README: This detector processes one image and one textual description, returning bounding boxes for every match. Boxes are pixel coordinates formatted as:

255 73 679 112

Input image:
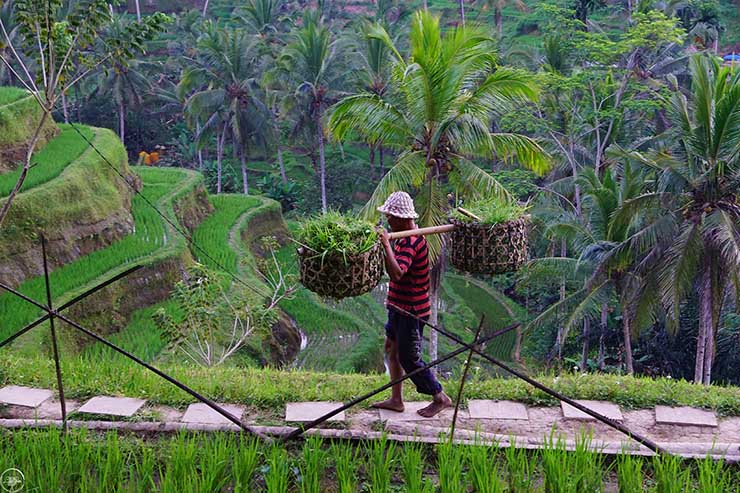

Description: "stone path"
2 385 738 460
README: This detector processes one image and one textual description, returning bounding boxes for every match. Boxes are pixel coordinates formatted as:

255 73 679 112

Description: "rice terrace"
1 0 740 491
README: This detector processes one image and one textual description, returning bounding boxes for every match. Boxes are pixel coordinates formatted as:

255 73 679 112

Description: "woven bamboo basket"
449 215 529 274
298 243 384 299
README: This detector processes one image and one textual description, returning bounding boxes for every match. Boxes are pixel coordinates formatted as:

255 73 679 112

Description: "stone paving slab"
378 401 468 422
181 403 244 425
77 396 146 417
561 400 624 421
0 386 53 408
655 406 718 427
468 400 529 420
285 402 345 422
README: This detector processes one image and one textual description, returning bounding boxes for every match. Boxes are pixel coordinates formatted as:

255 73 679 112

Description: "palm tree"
239 0 286 36
180 24 269 194
328 10 549 359
279 11 344 212
530 164 657 374
474 0 527 39
620 55 740 384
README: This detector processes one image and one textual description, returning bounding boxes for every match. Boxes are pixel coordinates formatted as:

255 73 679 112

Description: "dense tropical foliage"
1 0 739 386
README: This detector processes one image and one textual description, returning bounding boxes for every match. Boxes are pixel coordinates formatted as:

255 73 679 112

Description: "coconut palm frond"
359 150 427 221
449 158 510 203
704 208 740 271
658 222 703 326
525 256 588 280
487 133 550 175
415 177 449 264
327 93 411 147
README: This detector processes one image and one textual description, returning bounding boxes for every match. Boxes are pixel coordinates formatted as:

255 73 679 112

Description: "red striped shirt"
387 235 431 318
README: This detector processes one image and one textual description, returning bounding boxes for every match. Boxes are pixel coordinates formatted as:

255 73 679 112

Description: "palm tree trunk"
202 0 210 17
495 7 503 38
598 302 607 370
317 117 328 213
240 152 249 195
423 0 428 10
581 318 590 371
379 145 385 176
196 121 204 170
429 251 446 365
118 99 125 143
369 144 376 180
277 143 287 184
695 257 714 384
622 310 634 375
61 92 70 124
216 125 227 194
134 0 141 22
459 0 465 26
555 239 567 361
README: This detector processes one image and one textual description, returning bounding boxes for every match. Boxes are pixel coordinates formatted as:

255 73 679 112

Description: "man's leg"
396 315 451 417
371 337 404 412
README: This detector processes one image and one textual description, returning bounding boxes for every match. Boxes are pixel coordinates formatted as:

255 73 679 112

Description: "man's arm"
379 230 409 282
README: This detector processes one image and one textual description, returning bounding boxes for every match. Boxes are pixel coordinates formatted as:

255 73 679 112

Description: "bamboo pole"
387 224 456 240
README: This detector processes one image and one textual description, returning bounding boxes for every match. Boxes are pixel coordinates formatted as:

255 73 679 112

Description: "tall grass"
0 125 95 197
0 86 28 105
505 438 537 493
541 431 606 492
234 435 261 492
697 454 734 493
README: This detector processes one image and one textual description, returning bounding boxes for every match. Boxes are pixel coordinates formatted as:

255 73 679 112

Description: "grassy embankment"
0 164 203 355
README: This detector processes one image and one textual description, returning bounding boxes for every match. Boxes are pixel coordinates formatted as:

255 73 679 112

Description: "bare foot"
371 399 404 412
417 393 452 418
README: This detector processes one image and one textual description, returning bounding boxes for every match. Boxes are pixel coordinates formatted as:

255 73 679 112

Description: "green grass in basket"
451 197 527 225
297 211 379 261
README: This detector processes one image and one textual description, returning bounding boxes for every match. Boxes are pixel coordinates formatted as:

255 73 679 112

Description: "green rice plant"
132 445 157 492
505 440 536 493
541 432 575 493
571 431 607 492
467 441 505 493
197 433 231 492
697 454 734 493
400 441 426 493
616 452 644 493
297 211 378 263
299 435 327 493
97 431 127 490
0 125 94 197
234 434 261 492
0 166 198 352
332 441 360 493
265 444 291 493
158 432 199 493
450 196 528 225
366 434 397 493
438 440 467 493
651 454 691 493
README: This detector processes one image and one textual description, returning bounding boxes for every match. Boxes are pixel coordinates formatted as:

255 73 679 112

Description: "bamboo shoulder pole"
387 224 456 240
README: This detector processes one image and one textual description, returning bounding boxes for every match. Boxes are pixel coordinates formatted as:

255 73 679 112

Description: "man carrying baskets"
373 191 452 418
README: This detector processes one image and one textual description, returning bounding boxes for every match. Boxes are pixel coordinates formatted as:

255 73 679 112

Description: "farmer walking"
373 191 452 417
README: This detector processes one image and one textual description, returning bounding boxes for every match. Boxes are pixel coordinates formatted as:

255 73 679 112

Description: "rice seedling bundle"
297 211 383 299
449 197 529 275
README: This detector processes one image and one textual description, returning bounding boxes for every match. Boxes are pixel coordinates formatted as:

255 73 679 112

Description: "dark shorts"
384 308 443 396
